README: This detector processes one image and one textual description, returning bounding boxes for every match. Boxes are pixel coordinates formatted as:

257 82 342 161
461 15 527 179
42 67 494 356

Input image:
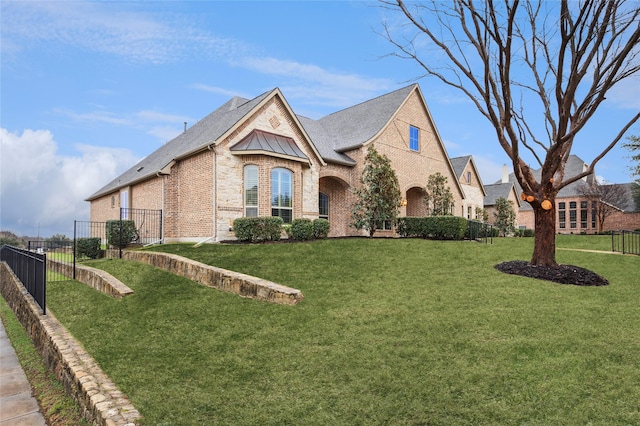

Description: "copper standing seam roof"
230 129 310 163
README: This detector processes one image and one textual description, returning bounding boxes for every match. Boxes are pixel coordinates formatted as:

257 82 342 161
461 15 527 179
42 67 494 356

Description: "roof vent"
183 122 187 133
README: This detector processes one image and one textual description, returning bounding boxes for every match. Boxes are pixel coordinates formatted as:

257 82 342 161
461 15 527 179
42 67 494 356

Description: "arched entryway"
405 186 427 217
319 176 350 237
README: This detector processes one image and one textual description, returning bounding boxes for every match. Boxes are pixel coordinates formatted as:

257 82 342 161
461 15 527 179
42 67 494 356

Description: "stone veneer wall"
0 262 142 426
123 250 303 305
48 259 134 299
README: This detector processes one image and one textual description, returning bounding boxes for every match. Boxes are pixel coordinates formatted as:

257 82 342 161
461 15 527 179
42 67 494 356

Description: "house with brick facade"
498 155 640 233
87 84 466 242
483 179 521 228
450 155 486 220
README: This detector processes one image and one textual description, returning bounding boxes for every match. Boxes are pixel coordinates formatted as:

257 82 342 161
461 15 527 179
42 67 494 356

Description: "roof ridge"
318 84 417 120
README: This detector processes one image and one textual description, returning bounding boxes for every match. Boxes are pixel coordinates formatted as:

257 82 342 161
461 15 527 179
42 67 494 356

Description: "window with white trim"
244 165 258 217
409 125 419 151
271 168 293 224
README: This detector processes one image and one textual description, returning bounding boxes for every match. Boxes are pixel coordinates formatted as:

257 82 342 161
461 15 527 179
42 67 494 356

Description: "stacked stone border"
123 250 304 305
48 259 134 299
0 262 142 426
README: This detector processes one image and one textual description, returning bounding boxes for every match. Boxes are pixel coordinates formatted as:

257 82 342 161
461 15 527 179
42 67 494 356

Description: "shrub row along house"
87 84 470 242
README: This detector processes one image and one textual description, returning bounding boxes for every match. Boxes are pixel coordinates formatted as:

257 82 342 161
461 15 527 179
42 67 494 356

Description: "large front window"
271 168 293 223
244 165 258 217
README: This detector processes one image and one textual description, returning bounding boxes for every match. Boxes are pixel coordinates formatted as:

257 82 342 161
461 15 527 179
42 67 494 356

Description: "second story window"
409 125 419 151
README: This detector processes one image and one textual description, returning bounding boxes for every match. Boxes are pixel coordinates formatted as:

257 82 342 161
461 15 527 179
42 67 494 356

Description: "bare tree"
578 180 629 232
381 0 640 267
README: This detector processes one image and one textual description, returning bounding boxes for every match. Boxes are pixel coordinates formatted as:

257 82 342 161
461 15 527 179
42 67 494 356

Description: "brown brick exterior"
516 196 640 234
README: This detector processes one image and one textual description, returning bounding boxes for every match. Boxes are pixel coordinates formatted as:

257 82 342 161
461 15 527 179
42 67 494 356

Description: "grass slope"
47 236 640 425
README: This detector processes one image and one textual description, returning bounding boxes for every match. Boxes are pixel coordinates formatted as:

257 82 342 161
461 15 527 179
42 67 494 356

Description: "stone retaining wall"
0 262 141 426
123 250 304 305
48 259 134 299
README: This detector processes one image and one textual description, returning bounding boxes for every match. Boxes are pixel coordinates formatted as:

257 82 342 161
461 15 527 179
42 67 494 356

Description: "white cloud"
237 57 396 109
1 1 247 64
0 128 138 237
191 84 249 99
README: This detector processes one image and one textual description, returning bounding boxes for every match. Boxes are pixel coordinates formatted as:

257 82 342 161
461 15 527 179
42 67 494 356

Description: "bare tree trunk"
531 200 557 267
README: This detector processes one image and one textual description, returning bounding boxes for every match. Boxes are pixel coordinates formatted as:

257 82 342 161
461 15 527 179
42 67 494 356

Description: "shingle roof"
484 182 518 206
87 85 420 200
450 155 471 179
305 84 417 153
87 92 271 200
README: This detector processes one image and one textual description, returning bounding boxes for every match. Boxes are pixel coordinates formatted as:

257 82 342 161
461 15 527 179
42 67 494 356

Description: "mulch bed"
495 260 609 286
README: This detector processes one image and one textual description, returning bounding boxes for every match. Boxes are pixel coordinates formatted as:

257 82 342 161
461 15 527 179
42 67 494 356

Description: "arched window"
319 192 329 220
271 168 293 223
244 165 258 217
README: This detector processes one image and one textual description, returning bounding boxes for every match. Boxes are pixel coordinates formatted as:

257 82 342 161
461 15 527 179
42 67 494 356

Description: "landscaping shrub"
313 218 330 239
76 237 102 259
290 218 315 241
233 217 283 242
397 216 468 240
106 220 137 248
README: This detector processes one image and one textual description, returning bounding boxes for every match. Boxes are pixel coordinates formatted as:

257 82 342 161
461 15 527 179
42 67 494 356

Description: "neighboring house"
450 155 486 220
497 155 640 233
483 167 521 228
87 84 466 242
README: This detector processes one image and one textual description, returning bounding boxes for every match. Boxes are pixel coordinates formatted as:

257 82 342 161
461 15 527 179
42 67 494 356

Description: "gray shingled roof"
87 85 419 200
450 155 471 179
484 182 518 206
87 92 271 200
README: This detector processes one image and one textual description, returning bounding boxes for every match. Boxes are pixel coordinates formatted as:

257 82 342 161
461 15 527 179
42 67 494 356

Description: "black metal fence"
467 220 494 244
27 239 72 282
0 245 46 314
120 208 163 246
612 230 640 255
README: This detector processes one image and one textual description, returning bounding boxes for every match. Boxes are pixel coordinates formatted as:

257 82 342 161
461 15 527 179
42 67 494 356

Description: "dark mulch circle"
495 260 609 286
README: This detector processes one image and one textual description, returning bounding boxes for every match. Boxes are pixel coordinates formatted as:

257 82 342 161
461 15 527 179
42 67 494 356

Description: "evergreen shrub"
106 220 137 248
233 217 284 242
76 237 102 259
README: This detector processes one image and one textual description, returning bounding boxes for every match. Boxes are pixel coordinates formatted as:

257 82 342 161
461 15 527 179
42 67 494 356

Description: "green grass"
46 236 640 425
0 297 89 426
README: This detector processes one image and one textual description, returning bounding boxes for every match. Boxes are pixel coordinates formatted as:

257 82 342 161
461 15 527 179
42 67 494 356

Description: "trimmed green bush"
290 218 314 241
106 220 138 248
76 237 102 259
313 219 330 239
233 217 284 242
397 216 468 240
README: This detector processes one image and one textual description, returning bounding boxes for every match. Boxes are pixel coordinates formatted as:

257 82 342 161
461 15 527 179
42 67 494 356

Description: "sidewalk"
0 317 47 426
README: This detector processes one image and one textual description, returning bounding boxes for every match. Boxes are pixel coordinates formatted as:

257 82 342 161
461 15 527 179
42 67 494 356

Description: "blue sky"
1 1 639 238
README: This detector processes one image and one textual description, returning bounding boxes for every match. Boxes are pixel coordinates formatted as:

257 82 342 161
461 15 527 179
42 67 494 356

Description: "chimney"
502 164 509 183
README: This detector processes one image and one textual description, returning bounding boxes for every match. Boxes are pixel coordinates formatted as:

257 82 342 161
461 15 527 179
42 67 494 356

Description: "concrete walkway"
0 317 47 426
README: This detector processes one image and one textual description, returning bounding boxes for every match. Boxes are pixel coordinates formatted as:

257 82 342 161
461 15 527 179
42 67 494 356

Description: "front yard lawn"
47 236 640 425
